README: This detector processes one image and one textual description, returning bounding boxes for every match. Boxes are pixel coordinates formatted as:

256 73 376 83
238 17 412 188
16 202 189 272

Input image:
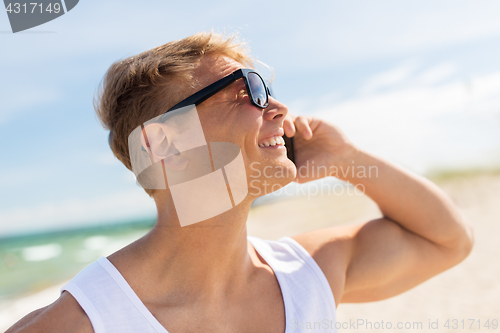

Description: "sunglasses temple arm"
168 72 239 112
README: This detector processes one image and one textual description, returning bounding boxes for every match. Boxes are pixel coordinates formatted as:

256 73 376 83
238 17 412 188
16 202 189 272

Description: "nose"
262 96 288 122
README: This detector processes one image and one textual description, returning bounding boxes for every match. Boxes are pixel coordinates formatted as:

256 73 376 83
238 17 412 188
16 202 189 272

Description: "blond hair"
94 32 254 196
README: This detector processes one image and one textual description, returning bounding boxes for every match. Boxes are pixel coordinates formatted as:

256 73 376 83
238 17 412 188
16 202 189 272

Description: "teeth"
258 136 285 148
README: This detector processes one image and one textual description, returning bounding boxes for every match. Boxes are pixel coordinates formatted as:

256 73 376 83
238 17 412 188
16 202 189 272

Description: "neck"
110 194 259 305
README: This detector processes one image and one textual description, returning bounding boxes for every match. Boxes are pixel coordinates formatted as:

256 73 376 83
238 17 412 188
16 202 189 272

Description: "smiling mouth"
258 135 285 148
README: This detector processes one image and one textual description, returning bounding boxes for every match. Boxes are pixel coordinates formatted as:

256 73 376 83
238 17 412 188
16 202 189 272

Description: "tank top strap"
248 236 337 332
61 258 168 333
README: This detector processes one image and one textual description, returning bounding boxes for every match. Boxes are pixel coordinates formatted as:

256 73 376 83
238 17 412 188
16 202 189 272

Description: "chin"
246 157 296 198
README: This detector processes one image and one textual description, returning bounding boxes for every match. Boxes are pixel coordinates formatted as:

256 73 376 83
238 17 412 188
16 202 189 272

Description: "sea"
0 219 154 303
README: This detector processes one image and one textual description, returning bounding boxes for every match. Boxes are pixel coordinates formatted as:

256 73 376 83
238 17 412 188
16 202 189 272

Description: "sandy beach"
1 173 499 332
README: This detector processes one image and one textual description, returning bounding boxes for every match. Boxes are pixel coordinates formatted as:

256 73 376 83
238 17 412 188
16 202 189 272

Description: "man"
8 32 473 333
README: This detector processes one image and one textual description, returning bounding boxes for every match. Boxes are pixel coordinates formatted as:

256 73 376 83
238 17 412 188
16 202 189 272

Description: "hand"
284 114 358 183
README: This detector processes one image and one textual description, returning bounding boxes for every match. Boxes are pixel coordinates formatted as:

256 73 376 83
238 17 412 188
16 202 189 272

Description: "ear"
141 123 188 171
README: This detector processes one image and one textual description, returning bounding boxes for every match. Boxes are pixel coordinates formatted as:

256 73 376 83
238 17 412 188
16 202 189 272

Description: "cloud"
0 0 222 64
0 189 156 237
416 63 457 85
3 0 500 71
313 65 500 172
360 61 418 94
0 166 49 187
289 0 500 68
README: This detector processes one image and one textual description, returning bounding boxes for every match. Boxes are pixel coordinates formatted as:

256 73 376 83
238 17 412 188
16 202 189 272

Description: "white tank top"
61 236 337 332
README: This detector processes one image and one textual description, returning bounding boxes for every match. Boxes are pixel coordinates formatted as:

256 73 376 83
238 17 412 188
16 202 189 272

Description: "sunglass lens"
267 85 274 98
247 72 268 108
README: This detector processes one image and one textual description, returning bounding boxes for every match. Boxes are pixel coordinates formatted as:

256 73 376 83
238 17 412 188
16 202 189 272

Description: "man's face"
193 55 297 197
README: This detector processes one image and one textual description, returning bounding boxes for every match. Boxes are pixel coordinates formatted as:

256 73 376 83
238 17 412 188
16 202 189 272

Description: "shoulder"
289 224 359 304
6 291 93 333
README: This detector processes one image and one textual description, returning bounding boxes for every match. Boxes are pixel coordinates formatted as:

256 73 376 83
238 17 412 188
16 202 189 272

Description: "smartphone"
283 135 295 164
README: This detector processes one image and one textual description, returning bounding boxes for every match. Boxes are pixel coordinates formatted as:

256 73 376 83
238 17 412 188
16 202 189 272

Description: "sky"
1 0 500 236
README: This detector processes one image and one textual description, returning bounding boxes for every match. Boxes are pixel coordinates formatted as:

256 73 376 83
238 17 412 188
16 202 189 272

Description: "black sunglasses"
159 68 295 164
167 68 272 112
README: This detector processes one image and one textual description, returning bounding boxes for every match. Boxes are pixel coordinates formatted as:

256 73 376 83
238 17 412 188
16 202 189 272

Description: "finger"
295 116 313 140
283 117 296 137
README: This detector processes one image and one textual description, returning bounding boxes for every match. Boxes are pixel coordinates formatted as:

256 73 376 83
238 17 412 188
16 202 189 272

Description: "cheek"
198 104 262 150
242 117 263 151
229 109 262 145
197 110 219 139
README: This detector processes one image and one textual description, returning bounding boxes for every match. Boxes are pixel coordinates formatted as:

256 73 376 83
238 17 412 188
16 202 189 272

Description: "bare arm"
285 116 474 303
6 291 93 333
